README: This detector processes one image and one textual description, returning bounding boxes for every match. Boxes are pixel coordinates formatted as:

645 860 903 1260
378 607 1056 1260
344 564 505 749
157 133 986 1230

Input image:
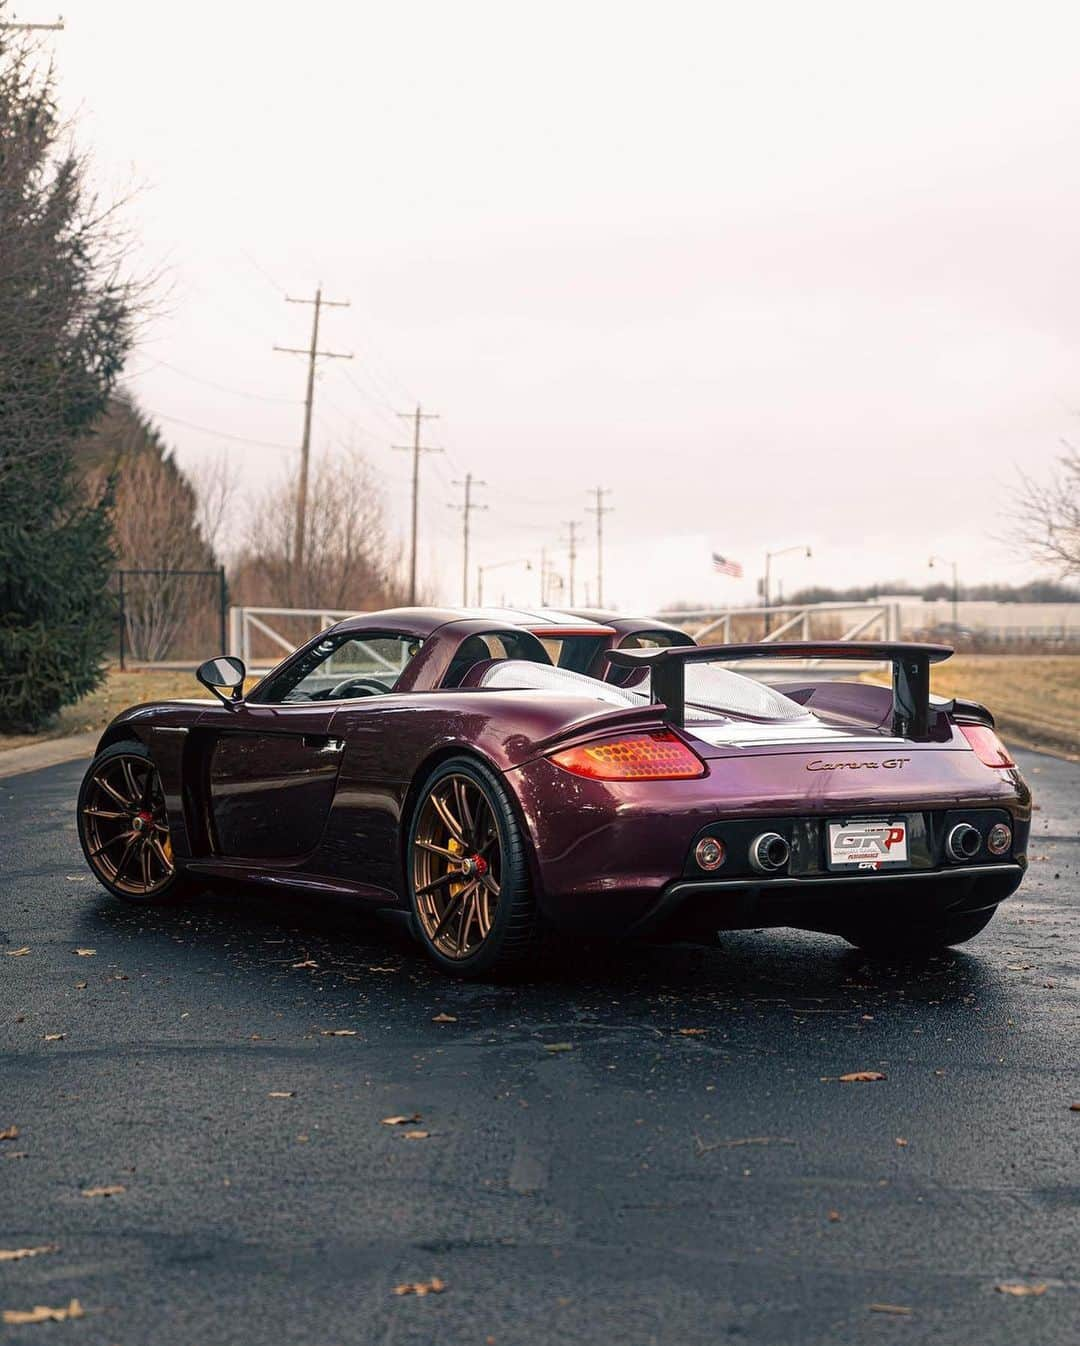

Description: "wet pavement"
1 749 1077 1344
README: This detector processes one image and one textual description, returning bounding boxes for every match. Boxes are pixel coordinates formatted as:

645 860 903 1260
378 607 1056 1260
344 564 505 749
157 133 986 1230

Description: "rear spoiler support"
606 641 953 740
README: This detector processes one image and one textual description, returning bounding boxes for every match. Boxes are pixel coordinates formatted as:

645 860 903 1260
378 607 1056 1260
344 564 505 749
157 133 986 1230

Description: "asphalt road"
2 749 1078 1345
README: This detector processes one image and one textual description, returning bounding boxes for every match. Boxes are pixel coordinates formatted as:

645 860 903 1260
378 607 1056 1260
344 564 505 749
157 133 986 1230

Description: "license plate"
828 818 909 871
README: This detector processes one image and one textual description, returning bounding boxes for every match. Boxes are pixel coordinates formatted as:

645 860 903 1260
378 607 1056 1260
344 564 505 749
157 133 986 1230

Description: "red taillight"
959 723 1014 768
550 729 706 781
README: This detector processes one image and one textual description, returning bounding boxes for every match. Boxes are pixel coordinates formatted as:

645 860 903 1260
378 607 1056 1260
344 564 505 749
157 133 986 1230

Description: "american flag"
712 552 743 578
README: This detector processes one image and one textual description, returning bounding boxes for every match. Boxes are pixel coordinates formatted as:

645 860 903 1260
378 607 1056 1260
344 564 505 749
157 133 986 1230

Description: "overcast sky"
54 1 1079 611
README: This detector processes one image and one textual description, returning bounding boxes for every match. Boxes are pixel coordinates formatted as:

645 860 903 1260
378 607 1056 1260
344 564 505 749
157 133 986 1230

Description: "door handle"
303 735 344 753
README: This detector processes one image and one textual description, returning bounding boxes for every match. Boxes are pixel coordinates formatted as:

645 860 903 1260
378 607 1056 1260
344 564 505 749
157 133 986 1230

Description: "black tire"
841 905 998 956
76 740 190 904
406 755 538 978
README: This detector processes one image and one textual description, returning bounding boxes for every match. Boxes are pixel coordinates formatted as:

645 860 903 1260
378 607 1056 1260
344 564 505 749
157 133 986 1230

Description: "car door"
198 629 421 862
197 701 344 860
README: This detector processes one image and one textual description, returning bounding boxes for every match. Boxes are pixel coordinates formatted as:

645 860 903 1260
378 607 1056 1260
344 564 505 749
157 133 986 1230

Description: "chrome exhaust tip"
749 831 790 873
946 822 982 862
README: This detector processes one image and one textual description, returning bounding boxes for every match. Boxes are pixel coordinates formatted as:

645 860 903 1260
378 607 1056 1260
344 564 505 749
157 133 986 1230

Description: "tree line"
0 21 405 732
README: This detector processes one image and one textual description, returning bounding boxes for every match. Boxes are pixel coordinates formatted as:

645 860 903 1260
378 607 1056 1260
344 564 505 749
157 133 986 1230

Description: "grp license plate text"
828 818 909 870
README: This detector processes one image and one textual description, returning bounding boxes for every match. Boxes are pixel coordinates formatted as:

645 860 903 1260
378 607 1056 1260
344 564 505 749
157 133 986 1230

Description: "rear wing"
606 641 953 740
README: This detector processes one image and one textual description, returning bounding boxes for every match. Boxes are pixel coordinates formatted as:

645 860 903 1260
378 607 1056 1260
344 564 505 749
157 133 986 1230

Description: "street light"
763 544 812 635
928 555 959 632
476 557 532 606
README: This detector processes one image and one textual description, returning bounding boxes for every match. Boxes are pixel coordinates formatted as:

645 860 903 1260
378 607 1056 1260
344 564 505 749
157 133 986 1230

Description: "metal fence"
228 606 363 672
654 601 901 644
114 567 228 670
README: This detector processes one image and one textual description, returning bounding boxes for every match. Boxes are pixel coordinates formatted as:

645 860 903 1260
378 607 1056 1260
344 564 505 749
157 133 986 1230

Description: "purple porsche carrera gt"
76 605 1030 978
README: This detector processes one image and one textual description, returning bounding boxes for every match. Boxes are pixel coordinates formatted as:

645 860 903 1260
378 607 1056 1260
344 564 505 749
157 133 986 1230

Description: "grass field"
2 654 1077 760
0 667 202 754
928 654 1080 758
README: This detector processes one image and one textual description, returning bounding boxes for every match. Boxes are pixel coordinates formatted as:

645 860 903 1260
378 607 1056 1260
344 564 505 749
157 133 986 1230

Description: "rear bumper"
506 751 1030 937
629 862 1025 941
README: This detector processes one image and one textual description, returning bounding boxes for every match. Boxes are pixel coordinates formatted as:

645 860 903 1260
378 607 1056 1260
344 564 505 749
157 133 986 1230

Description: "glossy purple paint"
88 607 1030 941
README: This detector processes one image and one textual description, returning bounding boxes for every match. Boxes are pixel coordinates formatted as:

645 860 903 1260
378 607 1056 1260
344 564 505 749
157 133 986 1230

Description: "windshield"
478 660 809 721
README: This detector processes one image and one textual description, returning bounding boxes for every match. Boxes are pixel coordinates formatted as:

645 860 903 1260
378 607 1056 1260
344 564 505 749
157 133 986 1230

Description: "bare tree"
81 395 217 661
231 445 408 612
191 452 238 560
1014 443 1080 578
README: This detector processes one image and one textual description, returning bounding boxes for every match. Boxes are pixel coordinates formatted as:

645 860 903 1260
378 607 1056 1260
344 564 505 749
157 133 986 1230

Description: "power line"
449 473 487 605
393 405 441 604
240 249 289 298
586 486 614 608
132 357 300 405
154 412 294 450
274 286 352 566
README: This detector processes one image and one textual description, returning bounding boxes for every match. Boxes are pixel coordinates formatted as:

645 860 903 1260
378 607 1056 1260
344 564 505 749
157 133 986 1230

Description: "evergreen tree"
0 23 135 731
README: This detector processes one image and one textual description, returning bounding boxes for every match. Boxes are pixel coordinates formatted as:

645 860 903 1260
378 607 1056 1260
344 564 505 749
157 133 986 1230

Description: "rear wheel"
77 741 188 903
841 905 998 956
407 757 538 978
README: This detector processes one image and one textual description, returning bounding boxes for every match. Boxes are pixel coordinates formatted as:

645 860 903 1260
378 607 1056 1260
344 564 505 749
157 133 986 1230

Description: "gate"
114 567 228 669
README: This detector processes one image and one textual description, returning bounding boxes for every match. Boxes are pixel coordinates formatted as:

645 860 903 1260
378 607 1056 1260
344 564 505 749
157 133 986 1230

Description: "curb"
0 732 100 781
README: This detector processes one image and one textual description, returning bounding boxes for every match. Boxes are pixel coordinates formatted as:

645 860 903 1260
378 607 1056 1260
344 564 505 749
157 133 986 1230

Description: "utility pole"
393 405 441 604
273 286 352 567
585 486 613 608
562 521 580 606
929 555 960 631
449 472 487 604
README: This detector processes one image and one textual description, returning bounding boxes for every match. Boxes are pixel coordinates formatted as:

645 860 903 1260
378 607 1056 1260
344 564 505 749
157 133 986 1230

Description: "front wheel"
77 740 189 903
841 905 998 956
407 757 538 978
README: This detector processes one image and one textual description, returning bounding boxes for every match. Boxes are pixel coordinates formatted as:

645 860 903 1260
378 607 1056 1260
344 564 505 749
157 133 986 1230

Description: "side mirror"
196 655 246 706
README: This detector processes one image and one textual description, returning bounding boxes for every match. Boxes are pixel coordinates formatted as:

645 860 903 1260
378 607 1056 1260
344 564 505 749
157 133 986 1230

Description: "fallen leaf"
268 1091 295 1099
393 1278 446 1297
995 1283 1048 1297
828 1210 842 1222
75 982 87 990
43 1034 65 1042
869 1303 912 1316
0 1126 18 1142
403 1130 430 1140
381 1113 421 1126
543 1042 574 1053
678 1028 707 1036
1070 1103 1080 1112
0 1245 58 1263
81 1185 124 1198
431 1013 457 1023
320 1029 357 1036
292 958 317 969
895 1137 909 1147
6 947 30 957
830 1071 887 1083
2 1300 84 1325
75 948 96 957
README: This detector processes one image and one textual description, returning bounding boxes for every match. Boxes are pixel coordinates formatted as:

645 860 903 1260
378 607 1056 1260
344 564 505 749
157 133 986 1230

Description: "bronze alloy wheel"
412 772 502 960
80 752 175 897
